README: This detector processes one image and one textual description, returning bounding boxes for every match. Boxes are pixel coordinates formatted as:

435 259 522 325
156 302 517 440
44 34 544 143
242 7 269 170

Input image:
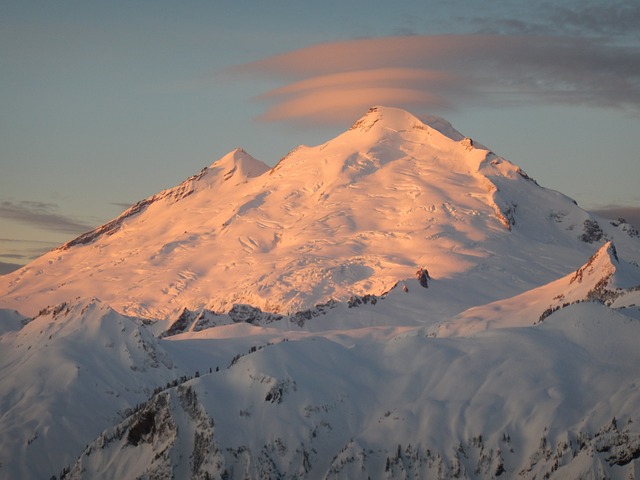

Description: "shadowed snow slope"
66 304 640 480
1 107 640 479
0 299 180 479
1 106 638 322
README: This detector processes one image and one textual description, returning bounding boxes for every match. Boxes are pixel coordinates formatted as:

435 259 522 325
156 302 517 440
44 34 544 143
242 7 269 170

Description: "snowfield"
1 106 639 479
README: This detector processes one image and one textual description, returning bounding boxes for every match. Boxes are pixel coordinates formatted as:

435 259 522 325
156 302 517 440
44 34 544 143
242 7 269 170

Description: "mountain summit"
1 106 637 322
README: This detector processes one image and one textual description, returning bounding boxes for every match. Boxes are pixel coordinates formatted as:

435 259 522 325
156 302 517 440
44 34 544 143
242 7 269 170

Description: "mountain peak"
571 241 619 284
349 106 426 133
209 148 269 180
348 106 474 147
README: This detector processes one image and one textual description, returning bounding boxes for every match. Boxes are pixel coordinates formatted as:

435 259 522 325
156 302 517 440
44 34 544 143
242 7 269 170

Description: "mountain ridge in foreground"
1 106 640 479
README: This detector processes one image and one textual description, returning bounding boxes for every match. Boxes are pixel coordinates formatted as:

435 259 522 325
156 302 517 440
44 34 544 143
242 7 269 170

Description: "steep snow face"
0 107 637 322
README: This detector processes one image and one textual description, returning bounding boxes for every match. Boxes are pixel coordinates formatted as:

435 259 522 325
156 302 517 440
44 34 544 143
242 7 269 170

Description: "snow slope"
2 107 638 323
67 303 640 479
430 241 640 337
0 299 180 479
1 106 640 479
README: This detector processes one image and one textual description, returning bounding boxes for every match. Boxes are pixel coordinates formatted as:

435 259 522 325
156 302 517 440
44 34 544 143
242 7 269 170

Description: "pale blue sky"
1 0 639 271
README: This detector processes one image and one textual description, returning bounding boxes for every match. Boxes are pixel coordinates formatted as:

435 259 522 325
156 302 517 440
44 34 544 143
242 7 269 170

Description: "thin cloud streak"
260 87 452 124
0 238 59 272
232 35 640 125
0 237 57 245
0 242 58 259
0 201 94 235
261 68 457 97
470 1 640 39
0 238 59 260
1 253 28 260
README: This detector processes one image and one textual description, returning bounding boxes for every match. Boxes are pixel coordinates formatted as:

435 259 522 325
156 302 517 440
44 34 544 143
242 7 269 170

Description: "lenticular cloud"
231 34 640 124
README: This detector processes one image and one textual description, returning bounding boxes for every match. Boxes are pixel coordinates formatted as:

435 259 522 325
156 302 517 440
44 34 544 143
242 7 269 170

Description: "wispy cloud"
0 247 54 261
0 237 57 245
0 201 93 235
231 34 640 125
0 253 29 260
543 1 640 39
0 238 59 271
468 1 640 39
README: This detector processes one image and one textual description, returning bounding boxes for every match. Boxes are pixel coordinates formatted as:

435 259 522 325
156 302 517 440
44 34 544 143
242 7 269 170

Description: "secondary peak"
209 147 270 179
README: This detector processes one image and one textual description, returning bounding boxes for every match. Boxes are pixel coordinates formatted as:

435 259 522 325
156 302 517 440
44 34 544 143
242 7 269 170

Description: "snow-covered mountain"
3 106 638 323
65 304 640 480
1 106 639 479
